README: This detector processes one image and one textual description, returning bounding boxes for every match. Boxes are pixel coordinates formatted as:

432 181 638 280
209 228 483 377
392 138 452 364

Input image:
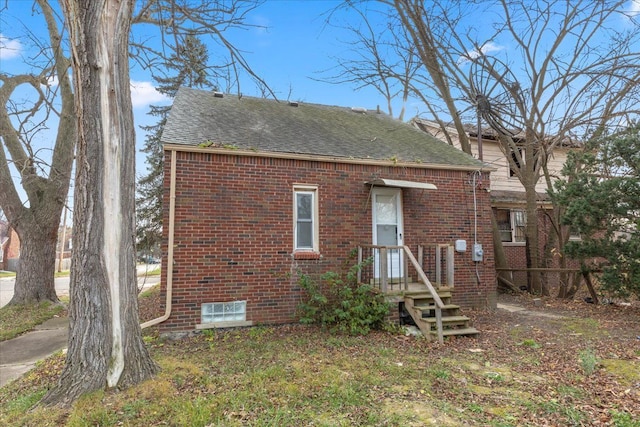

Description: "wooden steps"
436 327 481 337
403 288 479 341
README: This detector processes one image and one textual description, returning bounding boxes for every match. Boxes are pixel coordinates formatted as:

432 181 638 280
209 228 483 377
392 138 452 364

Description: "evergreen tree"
553 124 640 299
137 35 214 256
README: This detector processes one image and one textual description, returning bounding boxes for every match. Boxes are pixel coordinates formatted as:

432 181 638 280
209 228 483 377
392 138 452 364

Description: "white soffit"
367 178 437 190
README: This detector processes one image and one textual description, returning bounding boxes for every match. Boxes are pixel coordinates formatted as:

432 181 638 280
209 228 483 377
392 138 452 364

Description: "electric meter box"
472 243 484 262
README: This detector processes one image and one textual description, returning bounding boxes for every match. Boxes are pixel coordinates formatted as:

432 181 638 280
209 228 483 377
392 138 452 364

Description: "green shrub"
298 261 390 335
579 348 598 375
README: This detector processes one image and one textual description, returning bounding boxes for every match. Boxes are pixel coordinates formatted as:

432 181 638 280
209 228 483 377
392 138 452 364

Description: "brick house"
0 222 20 271
155 87 496 336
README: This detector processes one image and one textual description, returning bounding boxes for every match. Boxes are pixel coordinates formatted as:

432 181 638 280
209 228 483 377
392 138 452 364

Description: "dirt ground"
5 284 637 426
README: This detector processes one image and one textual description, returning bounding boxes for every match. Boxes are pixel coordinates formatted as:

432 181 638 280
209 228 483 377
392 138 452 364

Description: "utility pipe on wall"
141 149 176 329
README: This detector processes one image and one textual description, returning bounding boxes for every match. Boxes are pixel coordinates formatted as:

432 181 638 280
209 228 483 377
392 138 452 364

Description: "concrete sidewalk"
0 316 68 387
0 271 160 388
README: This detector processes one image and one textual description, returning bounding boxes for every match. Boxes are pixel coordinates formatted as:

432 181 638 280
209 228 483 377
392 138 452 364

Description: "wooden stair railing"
357 245 444 343
357 244 480 343
402 246 444 344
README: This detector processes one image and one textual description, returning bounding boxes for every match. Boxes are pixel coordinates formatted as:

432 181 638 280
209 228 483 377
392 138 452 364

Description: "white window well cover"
201 301 246 323
367 178 437 190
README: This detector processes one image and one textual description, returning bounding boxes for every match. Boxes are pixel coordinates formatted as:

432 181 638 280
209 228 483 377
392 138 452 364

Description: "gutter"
141 148 176 329
163 143 496 173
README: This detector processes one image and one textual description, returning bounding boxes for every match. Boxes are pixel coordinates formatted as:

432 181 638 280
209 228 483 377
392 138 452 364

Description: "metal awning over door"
366 178 437 190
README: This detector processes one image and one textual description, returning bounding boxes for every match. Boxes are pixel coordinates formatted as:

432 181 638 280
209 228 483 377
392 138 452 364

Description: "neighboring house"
56 225 73 271
413 119 580 286
157 87 496 336
0 222 20 271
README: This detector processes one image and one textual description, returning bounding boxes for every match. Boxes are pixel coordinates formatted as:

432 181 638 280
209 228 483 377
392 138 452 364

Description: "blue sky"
0 1 391 185
1 0 639 206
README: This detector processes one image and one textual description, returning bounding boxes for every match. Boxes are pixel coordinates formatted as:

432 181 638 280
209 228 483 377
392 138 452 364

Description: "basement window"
201 301 246 324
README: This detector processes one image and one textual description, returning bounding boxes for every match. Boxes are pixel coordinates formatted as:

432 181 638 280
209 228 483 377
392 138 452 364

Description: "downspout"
141 148 176 329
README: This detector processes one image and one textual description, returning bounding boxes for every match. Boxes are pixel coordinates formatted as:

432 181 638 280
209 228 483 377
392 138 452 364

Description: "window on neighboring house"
509 146 539 177
568 229 582 241
496 208 526 243
509 147 522 177
294 186 319 252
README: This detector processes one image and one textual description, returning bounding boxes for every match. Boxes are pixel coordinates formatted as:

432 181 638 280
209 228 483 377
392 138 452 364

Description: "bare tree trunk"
42 0 157 406
0 0 75 306
524 183 546 295
8 223 59 305
491 212 519 293
2 186 66 306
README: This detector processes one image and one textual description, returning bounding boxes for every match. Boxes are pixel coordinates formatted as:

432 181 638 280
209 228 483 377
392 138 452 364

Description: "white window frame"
568 229 582 241
293 185 319 252
497 208 526 245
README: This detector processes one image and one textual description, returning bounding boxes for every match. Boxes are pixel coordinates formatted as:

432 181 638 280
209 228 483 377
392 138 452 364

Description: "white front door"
372 188 403 279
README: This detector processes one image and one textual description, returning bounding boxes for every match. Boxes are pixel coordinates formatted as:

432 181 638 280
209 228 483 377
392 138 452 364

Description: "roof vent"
288 101 299 107
213 91 224 98
351 107 367 113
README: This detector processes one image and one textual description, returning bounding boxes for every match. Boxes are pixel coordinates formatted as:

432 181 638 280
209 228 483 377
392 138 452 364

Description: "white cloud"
130 80 169 108
628 0 640 16
458 42 504 65
43 75 59 88
0 34 22 60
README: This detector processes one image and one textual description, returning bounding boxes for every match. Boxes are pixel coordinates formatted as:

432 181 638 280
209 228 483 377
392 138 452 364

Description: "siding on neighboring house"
413 119 581 283
414 120 571 195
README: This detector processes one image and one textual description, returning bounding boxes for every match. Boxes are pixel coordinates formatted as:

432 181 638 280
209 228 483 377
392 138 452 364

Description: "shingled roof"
162 87 486 169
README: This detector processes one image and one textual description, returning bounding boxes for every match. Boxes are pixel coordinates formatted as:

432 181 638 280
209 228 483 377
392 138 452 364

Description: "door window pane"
376 224 397 246
375 195 397 223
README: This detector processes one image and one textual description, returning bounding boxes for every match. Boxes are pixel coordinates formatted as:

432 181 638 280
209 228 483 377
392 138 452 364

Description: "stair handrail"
402 245 444 343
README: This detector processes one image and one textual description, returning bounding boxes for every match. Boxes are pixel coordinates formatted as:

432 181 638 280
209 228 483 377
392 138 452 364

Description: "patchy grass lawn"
139 266 161 277
0 288 638 426
0 301 66 341
0 271 16 278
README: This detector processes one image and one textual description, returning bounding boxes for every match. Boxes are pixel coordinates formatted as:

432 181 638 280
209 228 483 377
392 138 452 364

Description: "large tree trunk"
0 1 75 306
524 181 547 295
2 177 67 306
8 222 60 305
42 0 157 406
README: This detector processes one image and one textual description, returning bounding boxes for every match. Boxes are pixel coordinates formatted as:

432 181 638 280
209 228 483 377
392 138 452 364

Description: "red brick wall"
159 150 496 332
1 228 20 271
499 208 581 290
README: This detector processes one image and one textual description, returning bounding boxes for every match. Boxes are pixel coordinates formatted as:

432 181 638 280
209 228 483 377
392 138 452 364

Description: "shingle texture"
162 87 484 168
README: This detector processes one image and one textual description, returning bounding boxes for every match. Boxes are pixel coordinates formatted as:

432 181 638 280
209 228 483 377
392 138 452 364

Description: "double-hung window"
496 208 526 244
294 186 318 252
509 147 523 177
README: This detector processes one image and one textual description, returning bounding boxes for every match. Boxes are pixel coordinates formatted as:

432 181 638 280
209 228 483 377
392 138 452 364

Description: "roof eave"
162 142 496 173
